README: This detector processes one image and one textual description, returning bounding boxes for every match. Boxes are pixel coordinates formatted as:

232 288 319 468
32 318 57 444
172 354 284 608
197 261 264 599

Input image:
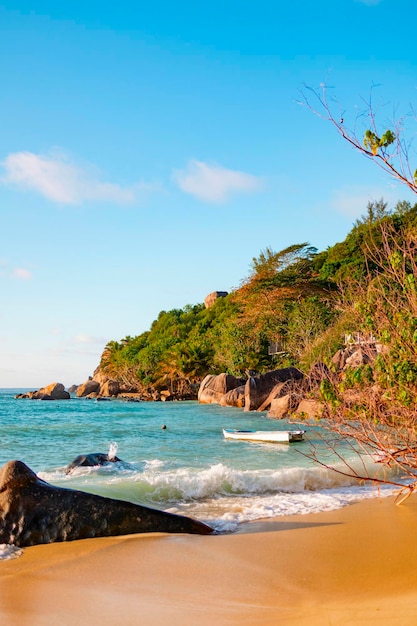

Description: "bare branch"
299 84 417 195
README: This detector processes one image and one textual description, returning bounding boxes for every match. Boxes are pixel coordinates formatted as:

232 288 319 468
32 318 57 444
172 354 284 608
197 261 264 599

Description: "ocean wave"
41 456 398 506
168 483 397 532
24 461 405 535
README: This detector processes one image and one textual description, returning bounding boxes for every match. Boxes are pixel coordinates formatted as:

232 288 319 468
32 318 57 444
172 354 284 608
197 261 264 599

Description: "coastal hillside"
96 198 417 407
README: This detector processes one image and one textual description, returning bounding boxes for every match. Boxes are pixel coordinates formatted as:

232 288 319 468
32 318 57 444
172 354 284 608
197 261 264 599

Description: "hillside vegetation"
99 198 417 411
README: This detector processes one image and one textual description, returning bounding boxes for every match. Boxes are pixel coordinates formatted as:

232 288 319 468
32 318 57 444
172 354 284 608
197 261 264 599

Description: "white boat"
222 428 305 443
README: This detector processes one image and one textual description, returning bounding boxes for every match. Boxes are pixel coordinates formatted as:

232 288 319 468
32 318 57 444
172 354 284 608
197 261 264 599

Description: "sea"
0 388 403 558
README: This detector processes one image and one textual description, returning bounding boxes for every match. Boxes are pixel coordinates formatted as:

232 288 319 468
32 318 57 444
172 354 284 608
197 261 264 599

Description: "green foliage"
250 243 318 281
341 364 375 390
285 296 335 359
100 196 417 405
319 379 340 407
363 129 395 155
316 200 391 284
299 309 355 371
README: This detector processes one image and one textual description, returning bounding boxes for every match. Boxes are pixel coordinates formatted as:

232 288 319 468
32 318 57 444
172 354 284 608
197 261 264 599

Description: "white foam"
108 441 118 460
143 459 165 470
0 544 23 561
167 483 397 533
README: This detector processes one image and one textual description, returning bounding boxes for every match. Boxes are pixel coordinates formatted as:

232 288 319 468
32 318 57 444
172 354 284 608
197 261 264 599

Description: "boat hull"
222 429 305 443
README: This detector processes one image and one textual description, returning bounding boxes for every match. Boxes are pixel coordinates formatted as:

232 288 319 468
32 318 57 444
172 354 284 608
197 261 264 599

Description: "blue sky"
1 0 417 387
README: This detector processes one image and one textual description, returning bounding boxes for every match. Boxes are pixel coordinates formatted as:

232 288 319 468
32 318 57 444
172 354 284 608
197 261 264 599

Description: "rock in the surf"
65 452 123 474
0 460 213 547
15 382 70 400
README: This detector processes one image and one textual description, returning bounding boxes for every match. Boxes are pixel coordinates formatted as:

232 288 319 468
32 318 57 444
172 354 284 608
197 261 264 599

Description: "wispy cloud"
1 150 155 205
48 334 106 361
331 185 397 218
173 160 263 204
12 268 32 280
73 333 104 345
0 260 33 280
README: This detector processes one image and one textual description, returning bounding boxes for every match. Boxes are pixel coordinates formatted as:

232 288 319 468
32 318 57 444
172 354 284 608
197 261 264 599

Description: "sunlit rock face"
198 373 245 405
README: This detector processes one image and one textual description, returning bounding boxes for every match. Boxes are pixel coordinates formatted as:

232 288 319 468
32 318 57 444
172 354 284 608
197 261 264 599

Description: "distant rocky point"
15 382 70 401
75 368 133 399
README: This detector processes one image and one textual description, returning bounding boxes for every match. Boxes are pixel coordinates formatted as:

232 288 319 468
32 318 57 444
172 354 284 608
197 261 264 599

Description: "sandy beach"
1 495 417 625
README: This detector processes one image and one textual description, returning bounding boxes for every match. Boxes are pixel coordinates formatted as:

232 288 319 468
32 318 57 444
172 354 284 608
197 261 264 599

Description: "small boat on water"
222 428 305 443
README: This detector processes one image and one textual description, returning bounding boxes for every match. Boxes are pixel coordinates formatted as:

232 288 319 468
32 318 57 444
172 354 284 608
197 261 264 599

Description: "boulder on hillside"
244 368 304 412
344 347 375 368
332 345 379 371
0 460 213 547
295 398 325 420
15 382 70 401
198 373 245 405
331 348 350 370
204 291 228 309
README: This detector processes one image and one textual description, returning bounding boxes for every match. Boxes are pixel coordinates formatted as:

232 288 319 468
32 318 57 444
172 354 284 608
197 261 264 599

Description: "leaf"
379 130 395 148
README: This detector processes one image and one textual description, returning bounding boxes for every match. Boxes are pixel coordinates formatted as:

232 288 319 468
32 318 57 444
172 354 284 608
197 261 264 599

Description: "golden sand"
1 495 417 625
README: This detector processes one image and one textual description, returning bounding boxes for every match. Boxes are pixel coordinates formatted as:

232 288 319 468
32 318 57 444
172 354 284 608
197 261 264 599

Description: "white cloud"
331 185 399 219
1 150 153 205
173 160 263 204
12 268 32 280
74 333 105 345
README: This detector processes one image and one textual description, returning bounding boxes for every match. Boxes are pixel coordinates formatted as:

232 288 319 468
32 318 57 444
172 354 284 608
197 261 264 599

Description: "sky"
1 0 417 388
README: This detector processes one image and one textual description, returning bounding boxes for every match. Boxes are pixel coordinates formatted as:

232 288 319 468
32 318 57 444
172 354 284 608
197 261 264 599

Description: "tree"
299 84 417 195
250 243 317 280
309 213 417 503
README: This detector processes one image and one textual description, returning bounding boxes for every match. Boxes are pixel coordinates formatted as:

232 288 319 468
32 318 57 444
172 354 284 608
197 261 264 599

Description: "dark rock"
0 461 213 547
244 368 304 411
65 452 123 474
256 382 287 412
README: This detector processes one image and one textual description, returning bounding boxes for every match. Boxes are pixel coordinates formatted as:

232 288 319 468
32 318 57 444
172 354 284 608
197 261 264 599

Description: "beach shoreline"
1 495 417 625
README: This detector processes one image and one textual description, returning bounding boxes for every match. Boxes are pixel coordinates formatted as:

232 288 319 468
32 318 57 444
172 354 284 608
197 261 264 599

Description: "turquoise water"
0 389 397 534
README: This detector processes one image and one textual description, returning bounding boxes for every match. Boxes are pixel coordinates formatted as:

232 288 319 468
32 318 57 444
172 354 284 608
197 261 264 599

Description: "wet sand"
1 495 417 625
